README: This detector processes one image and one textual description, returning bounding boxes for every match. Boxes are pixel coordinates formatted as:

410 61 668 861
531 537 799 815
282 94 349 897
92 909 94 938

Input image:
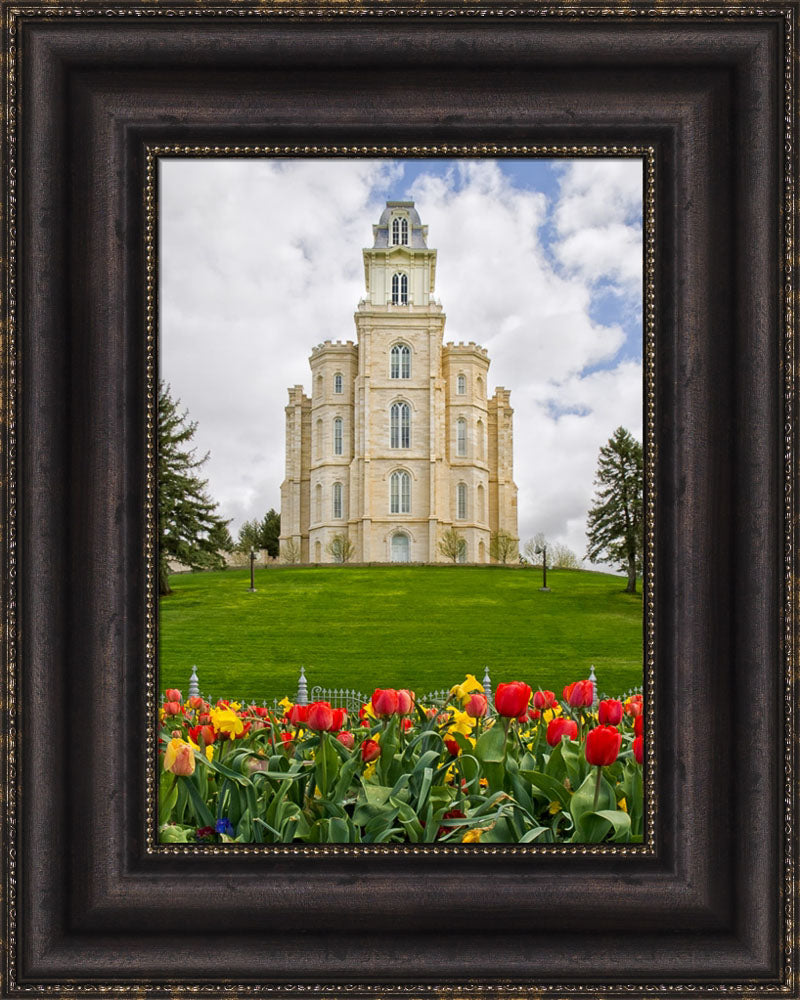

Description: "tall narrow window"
400 218 408 244
315 483 322 522
391 343 411 379
392 218 400 245
477 483 485 522
391 217 409 245
457 482 467 520
315 419 323 460
456 374 466 395
477 419 485 460
333 417 343 456
456 418 467 457
476 376 484 398
332 482 343 519
316 374 323 397
391 272 408 305
390 470 411 514
334 373 343 394
391 402 411 449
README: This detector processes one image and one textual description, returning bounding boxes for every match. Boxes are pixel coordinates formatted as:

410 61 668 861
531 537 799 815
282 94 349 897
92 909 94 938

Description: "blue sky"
160 156 643 564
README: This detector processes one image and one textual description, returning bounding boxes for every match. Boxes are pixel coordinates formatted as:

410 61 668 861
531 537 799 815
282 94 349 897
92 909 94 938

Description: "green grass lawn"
159 564 643 705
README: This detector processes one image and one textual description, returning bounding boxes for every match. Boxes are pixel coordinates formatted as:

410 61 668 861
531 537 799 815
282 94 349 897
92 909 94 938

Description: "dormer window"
391 272 408 305
391 217 409 246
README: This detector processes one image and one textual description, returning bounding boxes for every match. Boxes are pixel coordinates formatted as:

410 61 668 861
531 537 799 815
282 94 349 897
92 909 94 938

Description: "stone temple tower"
279 201 518 563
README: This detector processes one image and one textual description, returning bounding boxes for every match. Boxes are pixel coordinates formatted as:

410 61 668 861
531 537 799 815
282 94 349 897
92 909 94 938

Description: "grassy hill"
159 564 643 705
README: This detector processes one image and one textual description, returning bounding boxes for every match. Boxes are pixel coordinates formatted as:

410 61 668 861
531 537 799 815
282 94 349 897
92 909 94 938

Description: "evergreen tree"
260 509 281 558
158 383 231 596
585 426 644 594
237 519 262 553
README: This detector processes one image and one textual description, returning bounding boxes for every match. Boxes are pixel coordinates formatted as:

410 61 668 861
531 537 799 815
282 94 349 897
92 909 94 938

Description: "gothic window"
456 418 467 457
315 419 323 460
315 483 322 522
391 272 408 305
332 482 343 519
476 375 484 398
392 218 400 245
334 373 343 394
391 402 411 449
477 483 485 522
391 217 409 246
390 470 411 514
316 374 323 397
333 417 343 456
477 419 485 460
391 343 411 379
457 482 467 520
457 374 466 395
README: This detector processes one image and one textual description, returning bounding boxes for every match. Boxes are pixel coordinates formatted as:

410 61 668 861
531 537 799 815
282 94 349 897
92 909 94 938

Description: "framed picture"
2 2 795 995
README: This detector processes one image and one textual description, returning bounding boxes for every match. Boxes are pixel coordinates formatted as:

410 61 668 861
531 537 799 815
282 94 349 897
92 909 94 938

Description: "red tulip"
585 725 622 766
401 717 413 731
361 738 381 762
563 680 594 708
330 707 348 732
288 704 308 726
336 731 355 750
371 688 399 718
546 717 578 746
164 701 183 716
445 737 460 756
280 732 294 751
189 724 216 745
634 714 644 738
396 689 415 715
598 699 623 725
494 681 532 718
633 734 644 764
165 689 182 704
533 690 556 711
464 693 488 718
306 701 334 732
625 694 644 717
188 695 204 710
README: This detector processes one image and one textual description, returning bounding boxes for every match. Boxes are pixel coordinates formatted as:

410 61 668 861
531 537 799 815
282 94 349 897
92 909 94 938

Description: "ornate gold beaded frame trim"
143 142 658 856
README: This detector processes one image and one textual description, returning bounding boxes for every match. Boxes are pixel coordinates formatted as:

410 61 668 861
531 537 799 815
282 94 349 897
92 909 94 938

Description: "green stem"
592 765 602 812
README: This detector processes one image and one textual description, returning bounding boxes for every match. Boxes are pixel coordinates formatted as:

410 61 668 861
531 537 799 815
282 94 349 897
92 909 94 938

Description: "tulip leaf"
569 770 616 827
198 752 253 788
593 809 632 841
475 724 506 764
518 826 553 843
184 775 215 829
520 769 571 808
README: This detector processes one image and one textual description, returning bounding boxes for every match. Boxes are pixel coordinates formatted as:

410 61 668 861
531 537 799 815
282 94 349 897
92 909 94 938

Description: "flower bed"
159 677 644 844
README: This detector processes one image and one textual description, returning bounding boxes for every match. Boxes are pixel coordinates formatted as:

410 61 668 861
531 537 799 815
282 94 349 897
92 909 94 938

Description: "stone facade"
279 201 518 563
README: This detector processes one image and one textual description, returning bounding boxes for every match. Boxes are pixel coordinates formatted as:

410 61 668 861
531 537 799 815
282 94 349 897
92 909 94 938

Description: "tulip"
464 692 488 718
546 717 578 746
563 680 594 708
533 690 556 711
396 689 415 714
331 708 348 732
598 698 623 725
165 689 182 704
361 738 381 762
634 714 644 738
198 713 212 726
633 734 644 764
625 694 644 717
585 725 622 767
288 704 308 726
163 738 195 776
188 695 204 710
336 731 355 750
164 701 183 716
306 701 334 732
400 717 413 731
280 732 294 751
371 688 399 717
445 737 460 756
494 681 532 718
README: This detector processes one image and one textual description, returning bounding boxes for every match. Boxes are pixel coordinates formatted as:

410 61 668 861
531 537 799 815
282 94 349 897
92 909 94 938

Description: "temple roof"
372 201 428 249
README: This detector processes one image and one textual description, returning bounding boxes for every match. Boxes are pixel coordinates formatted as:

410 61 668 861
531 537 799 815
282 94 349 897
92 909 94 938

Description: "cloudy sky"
160 157 643 565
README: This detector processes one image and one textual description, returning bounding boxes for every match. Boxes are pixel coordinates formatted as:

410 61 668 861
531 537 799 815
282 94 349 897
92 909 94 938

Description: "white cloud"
160 157 643 568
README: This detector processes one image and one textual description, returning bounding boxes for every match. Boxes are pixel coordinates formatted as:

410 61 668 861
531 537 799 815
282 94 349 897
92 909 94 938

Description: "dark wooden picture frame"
2 3 795 995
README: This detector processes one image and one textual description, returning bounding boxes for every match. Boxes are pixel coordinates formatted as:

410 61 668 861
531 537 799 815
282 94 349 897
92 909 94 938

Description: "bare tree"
326 533 355 564
550 543 581 569
490 530 517 564
438 527 465 563
281 538 302 564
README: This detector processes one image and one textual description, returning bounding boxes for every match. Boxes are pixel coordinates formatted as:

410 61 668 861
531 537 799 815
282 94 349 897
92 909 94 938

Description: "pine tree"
585 426 644 594
260 509 281 558
158 383 231 596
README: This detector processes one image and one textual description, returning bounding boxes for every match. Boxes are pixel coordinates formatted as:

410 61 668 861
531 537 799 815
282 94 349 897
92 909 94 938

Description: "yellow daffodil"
210 706 244 740
361 701 377 721
618 797 628 813
548 800 562 815
230 701 242 711
461 828 484 843
447 708 475 738
163 738 195 776
449 674 484 704
363 761 377 780
278 696 293 713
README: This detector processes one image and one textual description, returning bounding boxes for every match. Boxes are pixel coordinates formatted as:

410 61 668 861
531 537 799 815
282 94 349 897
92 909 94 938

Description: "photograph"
156 156 647 845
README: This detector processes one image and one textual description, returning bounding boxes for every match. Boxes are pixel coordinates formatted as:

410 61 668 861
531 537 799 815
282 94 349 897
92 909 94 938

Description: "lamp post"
534 541 551 592
248 549 257 592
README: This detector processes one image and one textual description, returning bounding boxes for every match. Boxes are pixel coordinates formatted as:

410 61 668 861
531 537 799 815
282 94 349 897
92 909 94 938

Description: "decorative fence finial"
589 664 598 708
297 666 308 705
189 665 199 699
483 666 493 705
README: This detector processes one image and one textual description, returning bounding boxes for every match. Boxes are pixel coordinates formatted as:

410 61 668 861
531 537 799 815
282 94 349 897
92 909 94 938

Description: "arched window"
457 482 467 520
392 218 400 245
457 539 467 564
332 482 343 519
391 532 410 562
391 402 411 449
315 483 322 522
333 373 343 394
476 376 484 398
333 417 343 456
316 374 323 397
478 540 486 563
391 272 408 305
477 419 485 460
390 343 411 379
390 470 411 514
456 374 466 395
391 217 409 246
477 483 485 522
315 540 321 562
315 419 323 460
456 418 467 457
